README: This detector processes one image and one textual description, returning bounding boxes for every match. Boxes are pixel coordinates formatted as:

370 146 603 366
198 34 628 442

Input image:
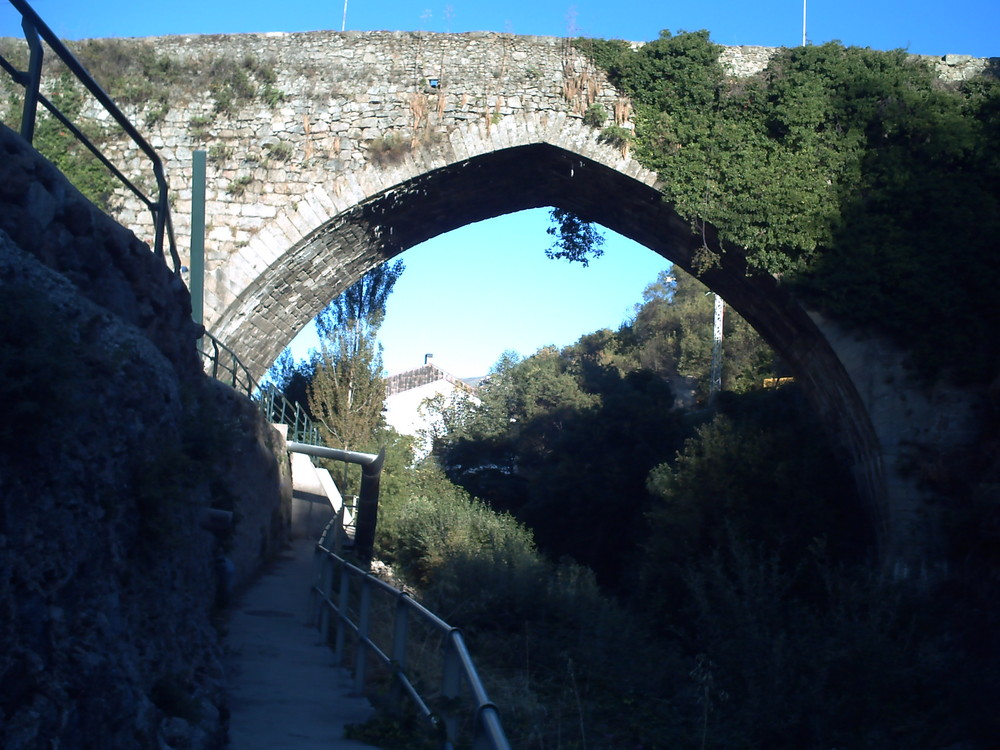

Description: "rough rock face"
0 124 290 748
0 124 201 376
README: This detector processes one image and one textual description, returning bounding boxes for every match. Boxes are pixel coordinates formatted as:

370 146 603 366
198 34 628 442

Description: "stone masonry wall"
86 32 632 328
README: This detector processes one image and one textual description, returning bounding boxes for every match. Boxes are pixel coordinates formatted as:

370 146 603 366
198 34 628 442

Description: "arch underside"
219 141 889 551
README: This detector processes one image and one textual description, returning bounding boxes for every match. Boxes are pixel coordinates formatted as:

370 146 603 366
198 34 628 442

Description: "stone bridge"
72 31 989 566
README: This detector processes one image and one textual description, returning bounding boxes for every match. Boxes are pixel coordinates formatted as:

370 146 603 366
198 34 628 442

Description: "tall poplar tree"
308 260 404 451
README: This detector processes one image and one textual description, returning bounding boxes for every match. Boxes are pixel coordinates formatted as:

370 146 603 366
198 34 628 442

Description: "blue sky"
3 0 996 56
3 0 996 376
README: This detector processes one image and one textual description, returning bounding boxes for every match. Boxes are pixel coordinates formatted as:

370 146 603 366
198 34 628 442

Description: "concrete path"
224 455 378 750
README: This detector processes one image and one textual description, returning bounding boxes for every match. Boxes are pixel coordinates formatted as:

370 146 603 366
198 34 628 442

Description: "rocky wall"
0 122 291 748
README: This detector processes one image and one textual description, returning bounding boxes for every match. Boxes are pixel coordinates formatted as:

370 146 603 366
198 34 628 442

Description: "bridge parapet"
716 44 995 80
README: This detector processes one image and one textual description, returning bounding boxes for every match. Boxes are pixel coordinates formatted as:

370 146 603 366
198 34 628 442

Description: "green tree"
636 389 867 619
315 259 404 340
307 260 404 451
428 337 686 584
545 208 606 266
308 326 386 450
624 268 776 400
426 268 779 582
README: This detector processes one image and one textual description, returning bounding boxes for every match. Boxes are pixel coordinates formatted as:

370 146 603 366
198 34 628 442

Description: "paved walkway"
224 457 378 750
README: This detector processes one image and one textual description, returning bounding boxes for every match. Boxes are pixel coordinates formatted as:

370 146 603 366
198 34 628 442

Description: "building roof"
384 363 478 398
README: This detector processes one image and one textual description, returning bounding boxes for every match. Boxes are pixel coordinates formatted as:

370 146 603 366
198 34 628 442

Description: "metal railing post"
353 447 386 565
317 553 335 638
19 16 42 142
334 564 350 662
354 577 372 695
441 630 463 745
310 543 323 625
190 150 206 327
390 592 411 708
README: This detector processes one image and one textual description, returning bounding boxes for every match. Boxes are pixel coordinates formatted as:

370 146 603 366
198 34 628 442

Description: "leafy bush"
226 174 253 196
30 74 116 208
264 141 293 161
188 114 213 139
626 385 999 748
579 32 1000 383
659 536 970 750
582 102 607 127
598 123 631 149
367 134 411 166
207 143 232 162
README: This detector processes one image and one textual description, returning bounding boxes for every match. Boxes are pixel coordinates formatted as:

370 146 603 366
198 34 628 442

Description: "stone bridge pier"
83 29 987 569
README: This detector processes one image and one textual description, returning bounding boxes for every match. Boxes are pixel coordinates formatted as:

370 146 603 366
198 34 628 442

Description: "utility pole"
341 0 348 31
802 0 807 46
709 293 725 397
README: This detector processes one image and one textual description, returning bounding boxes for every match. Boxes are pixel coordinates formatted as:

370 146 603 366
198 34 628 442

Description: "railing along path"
1 0 180 272
313 522 511 750
198 330 323 445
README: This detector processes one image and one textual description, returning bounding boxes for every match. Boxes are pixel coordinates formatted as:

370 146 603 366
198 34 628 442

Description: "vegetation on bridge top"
578 31 1000 384
0 35 285 209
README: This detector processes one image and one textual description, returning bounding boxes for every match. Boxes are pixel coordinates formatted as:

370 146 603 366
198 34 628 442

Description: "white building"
383 355 480 457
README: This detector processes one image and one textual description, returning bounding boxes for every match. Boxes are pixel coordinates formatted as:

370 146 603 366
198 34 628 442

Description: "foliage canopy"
578 32 1000 382
424 267 778 584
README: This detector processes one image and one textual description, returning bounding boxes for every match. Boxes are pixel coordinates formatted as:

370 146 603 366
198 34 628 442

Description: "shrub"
582 102 607 127
598 124 631 149
366 134 410 166
261 84 285 108
226 174 253 196
264 141 293 161
207 143 232 162
31 74 116 208
188 114 212 139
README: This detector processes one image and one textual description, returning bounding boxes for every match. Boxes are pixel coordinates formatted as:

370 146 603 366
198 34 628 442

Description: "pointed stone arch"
207 119 892 558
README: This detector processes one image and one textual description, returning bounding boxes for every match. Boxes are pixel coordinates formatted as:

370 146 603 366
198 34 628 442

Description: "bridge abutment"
809 310 983 574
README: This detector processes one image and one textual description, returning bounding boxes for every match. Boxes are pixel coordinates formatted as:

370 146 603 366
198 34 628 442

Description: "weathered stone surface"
0 232 224 749
0 127 292 749
0 125 202 377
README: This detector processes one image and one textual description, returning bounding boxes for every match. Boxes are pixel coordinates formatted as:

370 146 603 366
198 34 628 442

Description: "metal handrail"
0 0 180 272
198 332 258 397
312 528 511 750
258 384 324 445
198 331 325 446
288 441 384 563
